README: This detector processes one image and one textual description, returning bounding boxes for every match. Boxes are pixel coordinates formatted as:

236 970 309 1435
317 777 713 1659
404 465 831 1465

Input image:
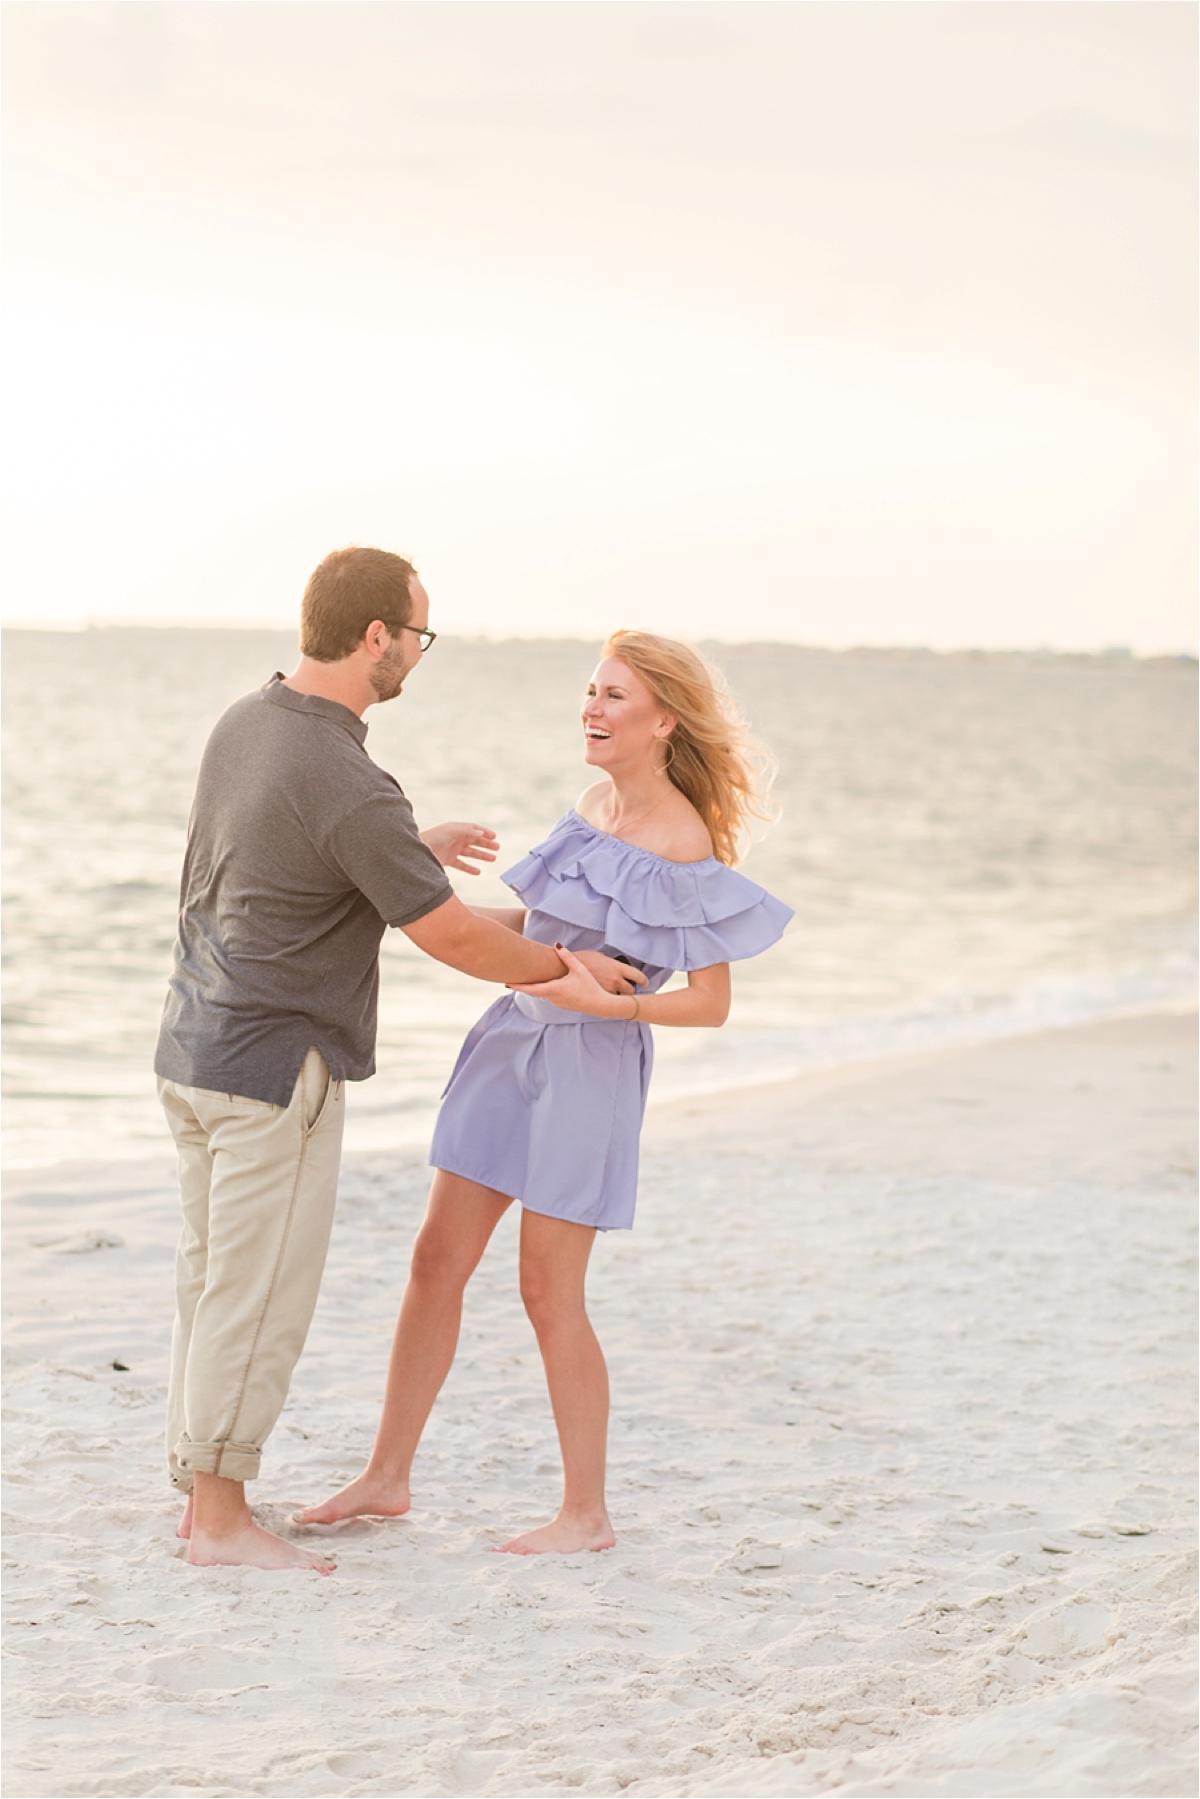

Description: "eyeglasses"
396 624 437 653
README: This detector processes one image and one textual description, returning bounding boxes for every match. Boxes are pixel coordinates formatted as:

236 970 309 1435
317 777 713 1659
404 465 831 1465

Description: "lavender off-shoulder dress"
428 811 794 1231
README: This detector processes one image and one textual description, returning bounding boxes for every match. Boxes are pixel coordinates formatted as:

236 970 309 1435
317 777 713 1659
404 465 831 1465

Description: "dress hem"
427 1155 629 1233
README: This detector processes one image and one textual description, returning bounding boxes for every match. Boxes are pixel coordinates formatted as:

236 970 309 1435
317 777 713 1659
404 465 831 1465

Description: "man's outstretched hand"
420 822 500 875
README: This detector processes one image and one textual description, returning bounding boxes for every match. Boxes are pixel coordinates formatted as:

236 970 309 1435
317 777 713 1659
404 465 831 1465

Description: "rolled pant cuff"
175 1437 263 1484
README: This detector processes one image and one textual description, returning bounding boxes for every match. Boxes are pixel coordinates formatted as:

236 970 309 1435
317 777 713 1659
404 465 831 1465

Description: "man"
155 546 642 1573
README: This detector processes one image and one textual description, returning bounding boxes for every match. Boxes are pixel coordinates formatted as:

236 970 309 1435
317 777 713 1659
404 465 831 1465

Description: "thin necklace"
606 787 670 834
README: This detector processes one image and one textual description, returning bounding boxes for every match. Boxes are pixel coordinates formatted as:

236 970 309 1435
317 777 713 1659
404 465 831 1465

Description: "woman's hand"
509 945 641 1017
420 822 499 875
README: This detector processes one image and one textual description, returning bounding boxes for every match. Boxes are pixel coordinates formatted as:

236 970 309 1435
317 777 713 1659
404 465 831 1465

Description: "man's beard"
369 643 409 702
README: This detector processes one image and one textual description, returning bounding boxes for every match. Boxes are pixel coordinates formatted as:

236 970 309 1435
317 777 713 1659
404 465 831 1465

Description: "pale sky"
3 2 1196 649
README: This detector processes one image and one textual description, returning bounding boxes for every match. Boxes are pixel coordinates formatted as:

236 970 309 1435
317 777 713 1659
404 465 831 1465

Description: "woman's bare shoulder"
648 792 714 864
574 781 611 824
575 780 713 863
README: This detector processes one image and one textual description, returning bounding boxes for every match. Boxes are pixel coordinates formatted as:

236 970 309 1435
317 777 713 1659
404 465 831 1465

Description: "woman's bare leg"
498 1210 615 1555
295 1171 510 1524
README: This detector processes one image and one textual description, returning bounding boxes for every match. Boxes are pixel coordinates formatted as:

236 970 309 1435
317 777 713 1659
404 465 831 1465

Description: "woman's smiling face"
581 656 675 771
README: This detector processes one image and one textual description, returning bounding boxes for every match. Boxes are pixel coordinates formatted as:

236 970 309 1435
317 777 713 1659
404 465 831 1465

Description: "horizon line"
1 620 1195 662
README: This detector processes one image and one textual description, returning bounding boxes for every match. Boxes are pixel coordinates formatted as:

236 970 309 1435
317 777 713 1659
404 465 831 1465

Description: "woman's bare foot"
188 1515 335 1574
496 1508 615 1556
291 1470 411 1527
176 1495 194 1540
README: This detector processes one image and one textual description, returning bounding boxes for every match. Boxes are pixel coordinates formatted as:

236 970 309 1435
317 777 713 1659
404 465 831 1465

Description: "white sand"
3 1011 1196 1798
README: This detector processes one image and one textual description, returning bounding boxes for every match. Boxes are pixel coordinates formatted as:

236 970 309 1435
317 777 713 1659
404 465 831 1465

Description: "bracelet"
626 993 640 1021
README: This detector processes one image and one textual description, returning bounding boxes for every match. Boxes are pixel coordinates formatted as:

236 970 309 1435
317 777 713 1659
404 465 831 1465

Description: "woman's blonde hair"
602 629 777 866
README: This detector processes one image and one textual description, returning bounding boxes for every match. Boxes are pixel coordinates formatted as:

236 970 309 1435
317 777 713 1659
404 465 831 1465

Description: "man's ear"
361 619 390 660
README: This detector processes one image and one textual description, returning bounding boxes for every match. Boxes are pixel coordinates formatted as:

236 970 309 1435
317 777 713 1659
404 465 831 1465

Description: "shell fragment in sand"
30 1230 125 1254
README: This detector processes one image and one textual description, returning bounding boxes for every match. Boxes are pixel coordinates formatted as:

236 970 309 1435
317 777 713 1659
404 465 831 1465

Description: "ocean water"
2 629 1195 1169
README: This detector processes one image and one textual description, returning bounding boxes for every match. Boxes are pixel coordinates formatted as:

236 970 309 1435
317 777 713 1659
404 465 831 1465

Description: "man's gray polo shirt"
154 675 453 1105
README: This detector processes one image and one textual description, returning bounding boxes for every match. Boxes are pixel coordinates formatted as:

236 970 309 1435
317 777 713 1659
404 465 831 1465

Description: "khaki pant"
158 1048 345 1491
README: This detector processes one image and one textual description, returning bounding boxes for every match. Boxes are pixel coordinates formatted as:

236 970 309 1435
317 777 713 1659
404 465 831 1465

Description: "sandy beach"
3 1009 1196 1798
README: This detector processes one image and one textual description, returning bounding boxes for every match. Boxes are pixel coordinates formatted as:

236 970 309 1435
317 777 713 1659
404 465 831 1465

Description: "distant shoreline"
2 622 1196 665
5 1003 1194 1188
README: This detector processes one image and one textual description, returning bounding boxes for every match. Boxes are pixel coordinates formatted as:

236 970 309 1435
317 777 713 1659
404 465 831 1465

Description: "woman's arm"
633 963 729 1027
511 946 730 1027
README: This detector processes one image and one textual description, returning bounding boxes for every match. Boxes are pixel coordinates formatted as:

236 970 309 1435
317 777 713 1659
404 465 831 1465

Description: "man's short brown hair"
300 547 417 662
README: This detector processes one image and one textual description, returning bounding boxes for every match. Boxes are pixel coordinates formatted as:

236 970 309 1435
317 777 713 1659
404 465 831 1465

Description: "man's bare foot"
176 1495 194 1540
496 1508 615 1556
188 1515 335 1574
291 1470 411 1527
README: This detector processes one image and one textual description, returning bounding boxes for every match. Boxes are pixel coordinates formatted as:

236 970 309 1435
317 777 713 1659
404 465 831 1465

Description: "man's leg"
159 1048 344 1571
158 1079 220 1537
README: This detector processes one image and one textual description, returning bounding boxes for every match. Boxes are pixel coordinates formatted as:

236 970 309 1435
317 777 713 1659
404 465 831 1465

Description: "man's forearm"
401 896 563 984
467 905 527 934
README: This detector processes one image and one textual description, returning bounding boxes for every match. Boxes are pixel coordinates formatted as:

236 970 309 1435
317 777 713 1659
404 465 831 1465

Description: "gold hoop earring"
657 739 676 776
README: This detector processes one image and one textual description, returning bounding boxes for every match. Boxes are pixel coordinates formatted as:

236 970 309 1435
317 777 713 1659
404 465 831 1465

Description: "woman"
298 631 793 1553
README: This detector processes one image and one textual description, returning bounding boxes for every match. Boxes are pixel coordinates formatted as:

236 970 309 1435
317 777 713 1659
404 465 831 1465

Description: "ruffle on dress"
502 810 793 972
